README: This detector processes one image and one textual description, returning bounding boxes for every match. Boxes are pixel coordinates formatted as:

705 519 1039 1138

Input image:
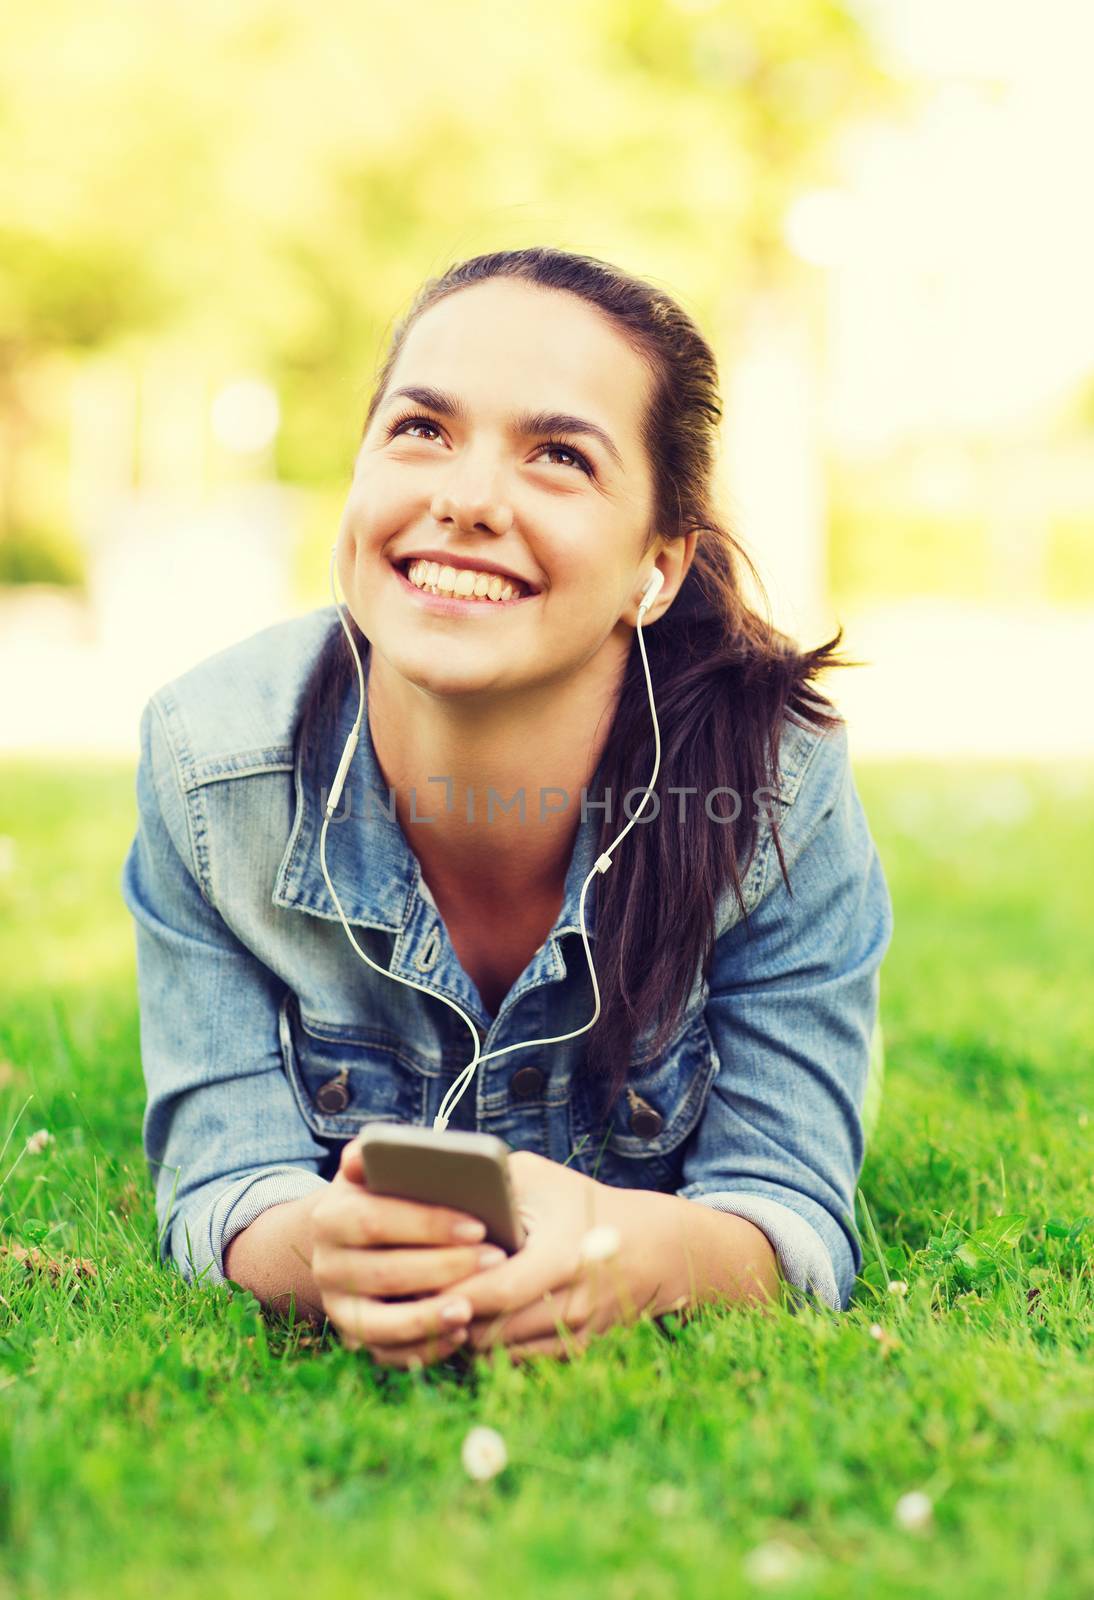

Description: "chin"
379 640 512 701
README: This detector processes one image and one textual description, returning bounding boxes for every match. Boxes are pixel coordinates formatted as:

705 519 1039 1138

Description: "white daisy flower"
894 1490 934 1532
868 1323 884 1340
887 1280 909 1296
25 1129 53 1155
742 1538 807 1585
461 1425 508 1482
580 1224 621 1264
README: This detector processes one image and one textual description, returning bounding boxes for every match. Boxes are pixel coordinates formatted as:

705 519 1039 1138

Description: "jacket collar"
272 641 603 944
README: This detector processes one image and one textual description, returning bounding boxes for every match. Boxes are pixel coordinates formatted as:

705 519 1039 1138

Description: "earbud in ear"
638 569 664 612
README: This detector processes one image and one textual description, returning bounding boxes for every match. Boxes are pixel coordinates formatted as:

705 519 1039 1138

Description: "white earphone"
319 548 664 1132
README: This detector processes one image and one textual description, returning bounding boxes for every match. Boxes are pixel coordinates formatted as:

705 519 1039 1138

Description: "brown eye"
386 412 440 441
539 440 594 476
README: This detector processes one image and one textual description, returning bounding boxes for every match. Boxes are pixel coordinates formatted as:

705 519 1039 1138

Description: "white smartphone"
356 1123 527 1255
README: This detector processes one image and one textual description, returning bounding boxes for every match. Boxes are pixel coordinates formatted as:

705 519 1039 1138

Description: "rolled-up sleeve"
120 697 329 1289
678 718 894 1312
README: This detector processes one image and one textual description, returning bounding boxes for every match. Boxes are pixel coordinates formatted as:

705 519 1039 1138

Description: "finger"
337 1137 369 1187
509 1334 581 1363
323 1288 476 1347
448 1240 567 1321
313 1240 506 1299
507 1342 568 1364
465 1282 588 1350
363 1327 469 1370
336 1139 489 1247
482 1330 583 1364
317 1185 487 1250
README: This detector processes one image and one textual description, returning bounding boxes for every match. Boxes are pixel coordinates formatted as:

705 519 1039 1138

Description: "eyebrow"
383 385 624 471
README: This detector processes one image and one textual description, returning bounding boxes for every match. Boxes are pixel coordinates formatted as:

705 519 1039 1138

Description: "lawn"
0 755 1091 1599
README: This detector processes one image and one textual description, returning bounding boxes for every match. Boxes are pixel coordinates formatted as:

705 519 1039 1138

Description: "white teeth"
404 559 529 603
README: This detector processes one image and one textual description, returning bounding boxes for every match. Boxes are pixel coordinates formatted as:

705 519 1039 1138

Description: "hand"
309 1137 510 1368
368 1149 693 1366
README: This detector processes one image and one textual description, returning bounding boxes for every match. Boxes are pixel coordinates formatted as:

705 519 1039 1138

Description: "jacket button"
510 1065 545 1100
316 1075 350 1113
629 1100 664 1139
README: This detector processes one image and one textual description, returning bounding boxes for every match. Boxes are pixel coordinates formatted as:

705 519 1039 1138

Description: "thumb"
337 1134 368 1189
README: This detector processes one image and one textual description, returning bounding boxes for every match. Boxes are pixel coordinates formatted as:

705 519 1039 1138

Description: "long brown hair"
296 247 855 1119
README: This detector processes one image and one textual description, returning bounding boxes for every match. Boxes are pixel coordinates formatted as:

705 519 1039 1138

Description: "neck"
364 644 629 909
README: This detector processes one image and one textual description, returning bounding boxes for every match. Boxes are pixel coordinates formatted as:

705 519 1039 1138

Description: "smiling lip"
390 559 539 614
393 550 540 594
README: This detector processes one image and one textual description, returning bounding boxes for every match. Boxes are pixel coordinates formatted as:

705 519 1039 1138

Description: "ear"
624 529 699 626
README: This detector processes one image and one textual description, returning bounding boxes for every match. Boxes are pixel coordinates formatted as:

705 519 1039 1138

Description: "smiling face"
334 277 664 702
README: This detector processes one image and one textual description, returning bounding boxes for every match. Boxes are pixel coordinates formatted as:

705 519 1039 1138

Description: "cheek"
338 483 400 572
556 571 629 630
546 547 604 602
335 531 357 595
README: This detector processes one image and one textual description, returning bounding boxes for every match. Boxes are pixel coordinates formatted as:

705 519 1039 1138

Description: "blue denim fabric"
120 605 894 1312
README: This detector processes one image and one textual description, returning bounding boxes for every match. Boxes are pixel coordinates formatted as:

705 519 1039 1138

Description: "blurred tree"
0 0 899 547
0 229 168 564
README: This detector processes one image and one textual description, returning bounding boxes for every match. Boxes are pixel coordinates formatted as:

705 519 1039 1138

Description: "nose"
430 464 515 539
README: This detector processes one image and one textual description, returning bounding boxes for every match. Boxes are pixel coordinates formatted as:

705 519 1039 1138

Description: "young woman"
121 246 893 1369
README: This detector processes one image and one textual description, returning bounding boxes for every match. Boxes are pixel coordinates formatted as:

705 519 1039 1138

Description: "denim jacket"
120 605 894 1313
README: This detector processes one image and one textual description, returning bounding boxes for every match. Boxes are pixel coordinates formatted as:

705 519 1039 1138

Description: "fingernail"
450 1328 468 1344
453 1221 486 1242
441 1298 472 1323
477 1246 506 1268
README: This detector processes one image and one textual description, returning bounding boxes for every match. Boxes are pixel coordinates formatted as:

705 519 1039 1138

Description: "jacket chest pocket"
568 1012 720 1192
278 991 434 1139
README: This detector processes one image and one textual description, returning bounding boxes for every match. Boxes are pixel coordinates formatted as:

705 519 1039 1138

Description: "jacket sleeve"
677 718 894 1312
120 696 330 1289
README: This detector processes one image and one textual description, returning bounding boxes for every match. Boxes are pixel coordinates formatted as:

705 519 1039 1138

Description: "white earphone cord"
318 547 664 1133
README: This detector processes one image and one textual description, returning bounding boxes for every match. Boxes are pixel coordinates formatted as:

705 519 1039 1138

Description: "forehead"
388 279 651 457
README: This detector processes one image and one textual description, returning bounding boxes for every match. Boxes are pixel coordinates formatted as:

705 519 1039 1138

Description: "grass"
0 755 1091 1599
